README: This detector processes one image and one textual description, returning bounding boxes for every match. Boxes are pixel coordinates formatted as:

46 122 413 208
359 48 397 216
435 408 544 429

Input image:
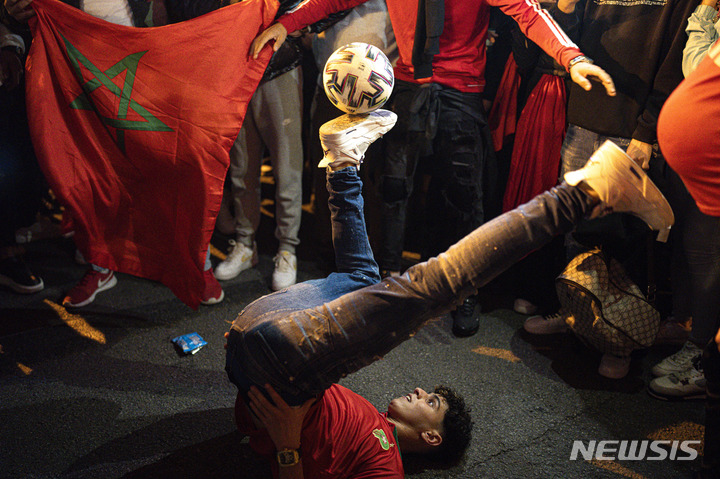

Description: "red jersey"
299 384 403 478
278 0 581 93
239 385 403 478
658 42 720 217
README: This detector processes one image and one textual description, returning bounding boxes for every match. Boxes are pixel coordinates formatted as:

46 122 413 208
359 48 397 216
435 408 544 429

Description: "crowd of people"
2 0 719 477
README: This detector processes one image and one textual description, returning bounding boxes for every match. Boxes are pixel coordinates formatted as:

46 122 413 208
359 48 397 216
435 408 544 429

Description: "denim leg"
327 167 381 282
560 124 597 177
262 184 597 398
560 124 630 176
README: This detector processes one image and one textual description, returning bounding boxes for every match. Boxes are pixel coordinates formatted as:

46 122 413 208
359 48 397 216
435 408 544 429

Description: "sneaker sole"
565 141 674 240
0 274 45 294
647 387 706 401
318 110 397 168
63 274 118 308
201 288 225 305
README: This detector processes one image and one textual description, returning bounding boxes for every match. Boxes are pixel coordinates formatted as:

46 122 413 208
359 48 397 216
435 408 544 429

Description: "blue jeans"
226 167 595 405
560 124 632 177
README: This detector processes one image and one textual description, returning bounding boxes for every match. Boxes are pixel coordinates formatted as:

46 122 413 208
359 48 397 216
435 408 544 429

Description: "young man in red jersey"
226 109 673 478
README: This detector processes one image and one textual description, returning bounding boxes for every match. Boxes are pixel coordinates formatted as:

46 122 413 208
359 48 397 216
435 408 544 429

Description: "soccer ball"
323 42 394 115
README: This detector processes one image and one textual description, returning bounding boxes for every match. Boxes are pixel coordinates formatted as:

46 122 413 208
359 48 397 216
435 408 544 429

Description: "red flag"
25 0 278 308
502 74 566 212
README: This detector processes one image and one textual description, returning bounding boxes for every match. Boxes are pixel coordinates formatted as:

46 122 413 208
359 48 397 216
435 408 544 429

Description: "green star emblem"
62 34 173 152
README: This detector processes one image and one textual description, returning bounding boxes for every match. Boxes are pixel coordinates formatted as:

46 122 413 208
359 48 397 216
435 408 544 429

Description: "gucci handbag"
555 248 661 357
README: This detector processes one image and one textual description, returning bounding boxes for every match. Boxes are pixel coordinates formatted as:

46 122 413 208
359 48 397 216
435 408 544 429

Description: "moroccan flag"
25 0 278 308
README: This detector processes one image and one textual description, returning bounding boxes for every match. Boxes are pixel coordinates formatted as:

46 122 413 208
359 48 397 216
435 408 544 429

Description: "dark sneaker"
201 269 224 305
63 269 117 307
0 256 44 294
452 295 480 337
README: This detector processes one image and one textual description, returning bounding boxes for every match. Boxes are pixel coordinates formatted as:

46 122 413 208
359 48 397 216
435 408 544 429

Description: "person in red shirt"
250 0 615 338
657 44 720 478
227 108 673 478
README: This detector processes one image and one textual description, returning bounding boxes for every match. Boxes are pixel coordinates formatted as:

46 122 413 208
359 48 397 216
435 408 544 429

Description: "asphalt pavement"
0 210 706 479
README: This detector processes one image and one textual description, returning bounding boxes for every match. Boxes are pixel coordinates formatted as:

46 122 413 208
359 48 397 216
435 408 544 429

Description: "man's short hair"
433 385 473 464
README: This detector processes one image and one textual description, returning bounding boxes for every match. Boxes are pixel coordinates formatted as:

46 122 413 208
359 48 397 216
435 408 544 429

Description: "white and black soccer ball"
323 42 394 115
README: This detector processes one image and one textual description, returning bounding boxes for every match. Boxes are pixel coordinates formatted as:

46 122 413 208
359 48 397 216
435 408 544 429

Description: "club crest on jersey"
372 429 394 450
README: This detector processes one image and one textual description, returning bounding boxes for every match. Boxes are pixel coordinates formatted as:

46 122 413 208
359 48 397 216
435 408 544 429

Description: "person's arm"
490 0 615 96
248 385 316 479
250 0 365 58
683 0 720 77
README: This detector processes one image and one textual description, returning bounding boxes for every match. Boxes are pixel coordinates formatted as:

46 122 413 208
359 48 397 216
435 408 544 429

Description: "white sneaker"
272 251 297 291
318 109 398 169
649 364 706 400
651 341 703 377
523 312 569 335
214 240 257 281
564 140 674 242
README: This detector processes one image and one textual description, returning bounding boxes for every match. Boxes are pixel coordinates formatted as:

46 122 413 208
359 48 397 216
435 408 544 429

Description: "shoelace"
669 343 703 365
227 240 252 261
274 253 294 272
457 298 476 315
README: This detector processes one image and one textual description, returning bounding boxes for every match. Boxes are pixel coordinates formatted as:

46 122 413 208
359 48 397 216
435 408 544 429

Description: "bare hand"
0 49 23 89
248 384 315 450
701 0 717 9
223 331 229 350
570 62 616 96
557 0 580 13
250 23 288 60
4 0 35 22
715 327 719 353
626 139 653 169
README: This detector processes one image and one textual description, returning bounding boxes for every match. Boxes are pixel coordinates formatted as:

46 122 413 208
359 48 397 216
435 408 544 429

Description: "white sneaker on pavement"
272 251 297 291
564 140 674 242
319 109 398 169
651 340 703 377
649 362 706 400
214 240 257 281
